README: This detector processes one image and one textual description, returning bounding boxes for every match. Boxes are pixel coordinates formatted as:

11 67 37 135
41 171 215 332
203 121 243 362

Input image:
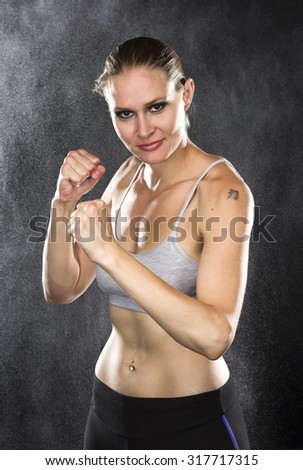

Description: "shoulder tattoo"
227 188 239 200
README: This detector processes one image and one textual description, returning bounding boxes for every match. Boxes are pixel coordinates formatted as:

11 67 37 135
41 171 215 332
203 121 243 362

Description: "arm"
42 199 97 304
42 149 105 304
74 178 254 359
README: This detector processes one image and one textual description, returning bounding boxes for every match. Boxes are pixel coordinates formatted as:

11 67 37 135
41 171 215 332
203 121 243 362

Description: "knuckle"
76 148 86 154
64 154 73 165
80 168 89 177
84 202 93 212
67 150 76 158
61 163 69 175
86 201 95 210
87 161 96 170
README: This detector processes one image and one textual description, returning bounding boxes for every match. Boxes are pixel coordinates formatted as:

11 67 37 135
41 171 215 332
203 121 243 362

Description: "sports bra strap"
115 157 227 237
172 157 227 231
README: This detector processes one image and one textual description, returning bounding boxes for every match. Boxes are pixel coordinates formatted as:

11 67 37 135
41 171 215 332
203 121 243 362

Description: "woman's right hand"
54 149 106 205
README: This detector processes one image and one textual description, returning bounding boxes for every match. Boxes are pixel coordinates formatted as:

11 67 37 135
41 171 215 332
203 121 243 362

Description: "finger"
67 219 75 237
70 209 81 220
90 164 106 179
68 212 86 233
64 161 104 185
74 179 88 188
68 149 102 173
72 168 105 193
76 149 101 165
64 155 91 180
61 165 87 186
75 201 88 209
62 156 88 180
74 201 97 217
74 165 105 187
83 199 105 211
67 149 99 164
63 149 105 187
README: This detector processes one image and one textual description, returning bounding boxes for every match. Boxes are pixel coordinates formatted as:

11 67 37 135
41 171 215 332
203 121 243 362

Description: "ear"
182 78 195 111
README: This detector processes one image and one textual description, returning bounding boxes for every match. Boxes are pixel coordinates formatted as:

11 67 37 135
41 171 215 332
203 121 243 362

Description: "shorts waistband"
90 375 239 439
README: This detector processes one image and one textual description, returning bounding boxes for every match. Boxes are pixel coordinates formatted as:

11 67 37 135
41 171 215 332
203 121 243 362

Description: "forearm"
99 245 232 359
42 198 80 303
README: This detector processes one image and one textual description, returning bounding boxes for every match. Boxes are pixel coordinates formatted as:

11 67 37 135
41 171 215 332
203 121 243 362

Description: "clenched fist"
68 199 117 265
54 149 106 204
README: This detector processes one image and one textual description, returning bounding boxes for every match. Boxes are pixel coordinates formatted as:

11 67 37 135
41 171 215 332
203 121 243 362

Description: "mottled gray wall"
2 0 302 450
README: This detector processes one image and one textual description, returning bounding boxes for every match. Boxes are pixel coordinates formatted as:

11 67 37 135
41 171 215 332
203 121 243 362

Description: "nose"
136 114 154 139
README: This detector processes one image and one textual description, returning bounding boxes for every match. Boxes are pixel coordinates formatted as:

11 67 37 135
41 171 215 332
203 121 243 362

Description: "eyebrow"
114 97 167 112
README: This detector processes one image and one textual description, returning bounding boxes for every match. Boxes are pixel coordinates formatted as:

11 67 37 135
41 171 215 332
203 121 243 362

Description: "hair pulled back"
94 37 187 97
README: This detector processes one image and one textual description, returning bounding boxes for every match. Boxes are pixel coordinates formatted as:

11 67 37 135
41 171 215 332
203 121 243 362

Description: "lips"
137 139 164 151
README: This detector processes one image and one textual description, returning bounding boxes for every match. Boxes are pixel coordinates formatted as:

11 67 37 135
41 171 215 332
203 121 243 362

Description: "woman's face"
105 67 192 165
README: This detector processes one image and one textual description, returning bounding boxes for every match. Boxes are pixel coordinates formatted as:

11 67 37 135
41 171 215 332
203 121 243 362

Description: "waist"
95 331 230 398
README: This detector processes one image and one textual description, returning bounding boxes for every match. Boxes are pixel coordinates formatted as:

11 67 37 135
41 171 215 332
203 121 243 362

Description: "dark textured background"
2 0 303 450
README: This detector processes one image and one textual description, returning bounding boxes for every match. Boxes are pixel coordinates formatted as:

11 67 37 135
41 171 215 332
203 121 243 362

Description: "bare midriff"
95 153 235 398
95 304 230 398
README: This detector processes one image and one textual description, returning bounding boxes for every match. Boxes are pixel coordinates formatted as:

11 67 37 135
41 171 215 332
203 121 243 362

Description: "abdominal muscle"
95 304 230 398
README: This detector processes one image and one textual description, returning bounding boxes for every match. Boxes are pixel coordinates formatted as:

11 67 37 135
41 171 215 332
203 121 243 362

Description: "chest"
111 179 204 258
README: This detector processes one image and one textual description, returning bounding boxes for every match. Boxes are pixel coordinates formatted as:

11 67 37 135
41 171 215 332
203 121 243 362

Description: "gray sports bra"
96 157 231 313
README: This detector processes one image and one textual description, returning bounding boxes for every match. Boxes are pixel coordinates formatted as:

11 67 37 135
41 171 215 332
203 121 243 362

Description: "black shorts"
84 375 250 450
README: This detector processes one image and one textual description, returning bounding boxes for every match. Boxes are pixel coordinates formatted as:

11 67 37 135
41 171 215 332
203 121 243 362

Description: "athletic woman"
42 37 254 450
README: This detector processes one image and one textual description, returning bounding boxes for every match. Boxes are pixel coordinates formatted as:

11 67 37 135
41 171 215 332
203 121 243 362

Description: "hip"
84 374 250 449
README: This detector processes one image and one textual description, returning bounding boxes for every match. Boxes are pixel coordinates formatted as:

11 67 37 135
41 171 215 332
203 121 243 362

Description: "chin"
134 152 172 165
133 143 180 165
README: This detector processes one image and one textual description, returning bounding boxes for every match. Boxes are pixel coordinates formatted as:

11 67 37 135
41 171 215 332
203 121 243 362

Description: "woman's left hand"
68 199 117 265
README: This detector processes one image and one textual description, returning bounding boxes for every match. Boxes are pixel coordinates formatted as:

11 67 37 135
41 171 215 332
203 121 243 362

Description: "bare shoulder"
197 158 255 233
100 155 142 205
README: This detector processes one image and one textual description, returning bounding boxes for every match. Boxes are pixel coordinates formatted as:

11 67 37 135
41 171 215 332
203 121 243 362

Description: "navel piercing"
128 360 136 371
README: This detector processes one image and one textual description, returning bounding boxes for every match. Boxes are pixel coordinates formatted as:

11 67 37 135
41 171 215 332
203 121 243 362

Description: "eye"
115 110 134 120
148 102 167 113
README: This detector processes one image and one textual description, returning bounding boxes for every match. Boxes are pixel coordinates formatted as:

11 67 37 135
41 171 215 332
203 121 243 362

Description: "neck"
142 137 195 191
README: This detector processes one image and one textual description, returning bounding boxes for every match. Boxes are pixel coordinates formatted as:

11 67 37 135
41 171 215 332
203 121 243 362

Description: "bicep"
196 230 250 319
196 184 254 325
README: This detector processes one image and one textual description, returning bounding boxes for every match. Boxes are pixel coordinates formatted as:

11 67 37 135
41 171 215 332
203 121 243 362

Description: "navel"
128 360 136 372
